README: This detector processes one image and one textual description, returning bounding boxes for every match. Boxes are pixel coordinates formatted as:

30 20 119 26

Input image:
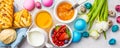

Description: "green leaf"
66 28 71 38
55 26 60 31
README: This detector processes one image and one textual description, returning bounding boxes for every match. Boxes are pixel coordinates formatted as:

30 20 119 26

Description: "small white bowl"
34 9 53 30
54 0 77 23
49 24 73 47
26 28 48 47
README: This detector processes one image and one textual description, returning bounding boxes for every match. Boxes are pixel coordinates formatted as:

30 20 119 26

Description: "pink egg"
24 0 35 11
35 2 41 9
115 5 120 12
116 16 120 23
42 0 53 7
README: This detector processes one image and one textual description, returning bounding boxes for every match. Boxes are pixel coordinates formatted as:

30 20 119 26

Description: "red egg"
115 5 120 12
116 16 120 23
35 2 41 9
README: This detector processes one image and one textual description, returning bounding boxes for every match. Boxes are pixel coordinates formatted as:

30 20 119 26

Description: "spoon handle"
71 3 79 9
72 0 88 9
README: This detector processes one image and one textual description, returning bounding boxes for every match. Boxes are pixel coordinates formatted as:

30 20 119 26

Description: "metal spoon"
70 0 88 10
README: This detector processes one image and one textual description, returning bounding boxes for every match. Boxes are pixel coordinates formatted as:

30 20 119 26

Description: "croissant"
0 29 16 44
0 0 14 29
13 9 32 28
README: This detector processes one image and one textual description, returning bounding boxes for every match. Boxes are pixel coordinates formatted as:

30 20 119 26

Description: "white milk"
29 31 45 46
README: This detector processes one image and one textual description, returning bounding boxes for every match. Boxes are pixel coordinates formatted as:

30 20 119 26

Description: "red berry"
61 41 64 45
52 35 55 38
58 41 62 44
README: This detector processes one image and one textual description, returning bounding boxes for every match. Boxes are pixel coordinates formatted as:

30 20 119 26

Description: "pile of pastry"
0 0 32 44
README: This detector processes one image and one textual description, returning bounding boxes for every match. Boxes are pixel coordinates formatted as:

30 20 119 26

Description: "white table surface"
14 0 120 48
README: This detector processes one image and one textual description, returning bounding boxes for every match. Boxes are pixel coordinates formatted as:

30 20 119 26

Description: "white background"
14 0 120 48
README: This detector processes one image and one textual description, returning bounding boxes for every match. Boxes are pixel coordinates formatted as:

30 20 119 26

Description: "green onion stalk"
88 0 109 39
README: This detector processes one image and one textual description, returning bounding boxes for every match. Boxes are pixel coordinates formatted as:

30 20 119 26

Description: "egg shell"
80 6 86 13
74 19 87 31
112 25 119 32
72 31 82 43
42 0 53 7
84 2 92 9
109 38 116 45
108 10 116 17
24 0 35 11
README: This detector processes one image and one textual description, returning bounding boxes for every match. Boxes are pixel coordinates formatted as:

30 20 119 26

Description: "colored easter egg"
84 2 92 9
42 0 53 7
109 38 116 45
74 19 87 31
116 16 120 23
35 2 41 9
24 0 35 11
82 31 89 38
72 31 82 43
112 25 119 32
115 5 120 12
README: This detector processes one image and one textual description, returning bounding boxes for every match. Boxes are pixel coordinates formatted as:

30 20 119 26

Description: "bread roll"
0 29 16 44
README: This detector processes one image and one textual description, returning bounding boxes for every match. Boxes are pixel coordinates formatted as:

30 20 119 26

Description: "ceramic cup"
27 27 53 48
54 0 78 23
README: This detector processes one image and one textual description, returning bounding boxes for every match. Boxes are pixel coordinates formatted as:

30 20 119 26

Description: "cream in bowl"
49 24 73 47
54 0 77 23
27 28 47 47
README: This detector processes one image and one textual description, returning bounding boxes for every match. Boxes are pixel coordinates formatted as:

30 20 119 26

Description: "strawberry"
58 32 69 41
59 25 66 33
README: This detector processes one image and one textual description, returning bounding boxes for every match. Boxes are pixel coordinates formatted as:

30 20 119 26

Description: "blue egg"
112 25 119 32
109 38 116 45
84 2 92 9
72 31 82 43
82 31 89 38
74 19 87 31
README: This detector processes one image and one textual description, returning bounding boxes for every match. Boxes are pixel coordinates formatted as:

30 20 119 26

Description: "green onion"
103 31 107 39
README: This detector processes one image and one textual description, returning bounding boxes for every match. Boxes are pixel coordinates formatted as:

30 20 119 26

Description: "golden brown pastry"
0 0 14 29
0 24 2 32
13 9 32 28
0 29 16 44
